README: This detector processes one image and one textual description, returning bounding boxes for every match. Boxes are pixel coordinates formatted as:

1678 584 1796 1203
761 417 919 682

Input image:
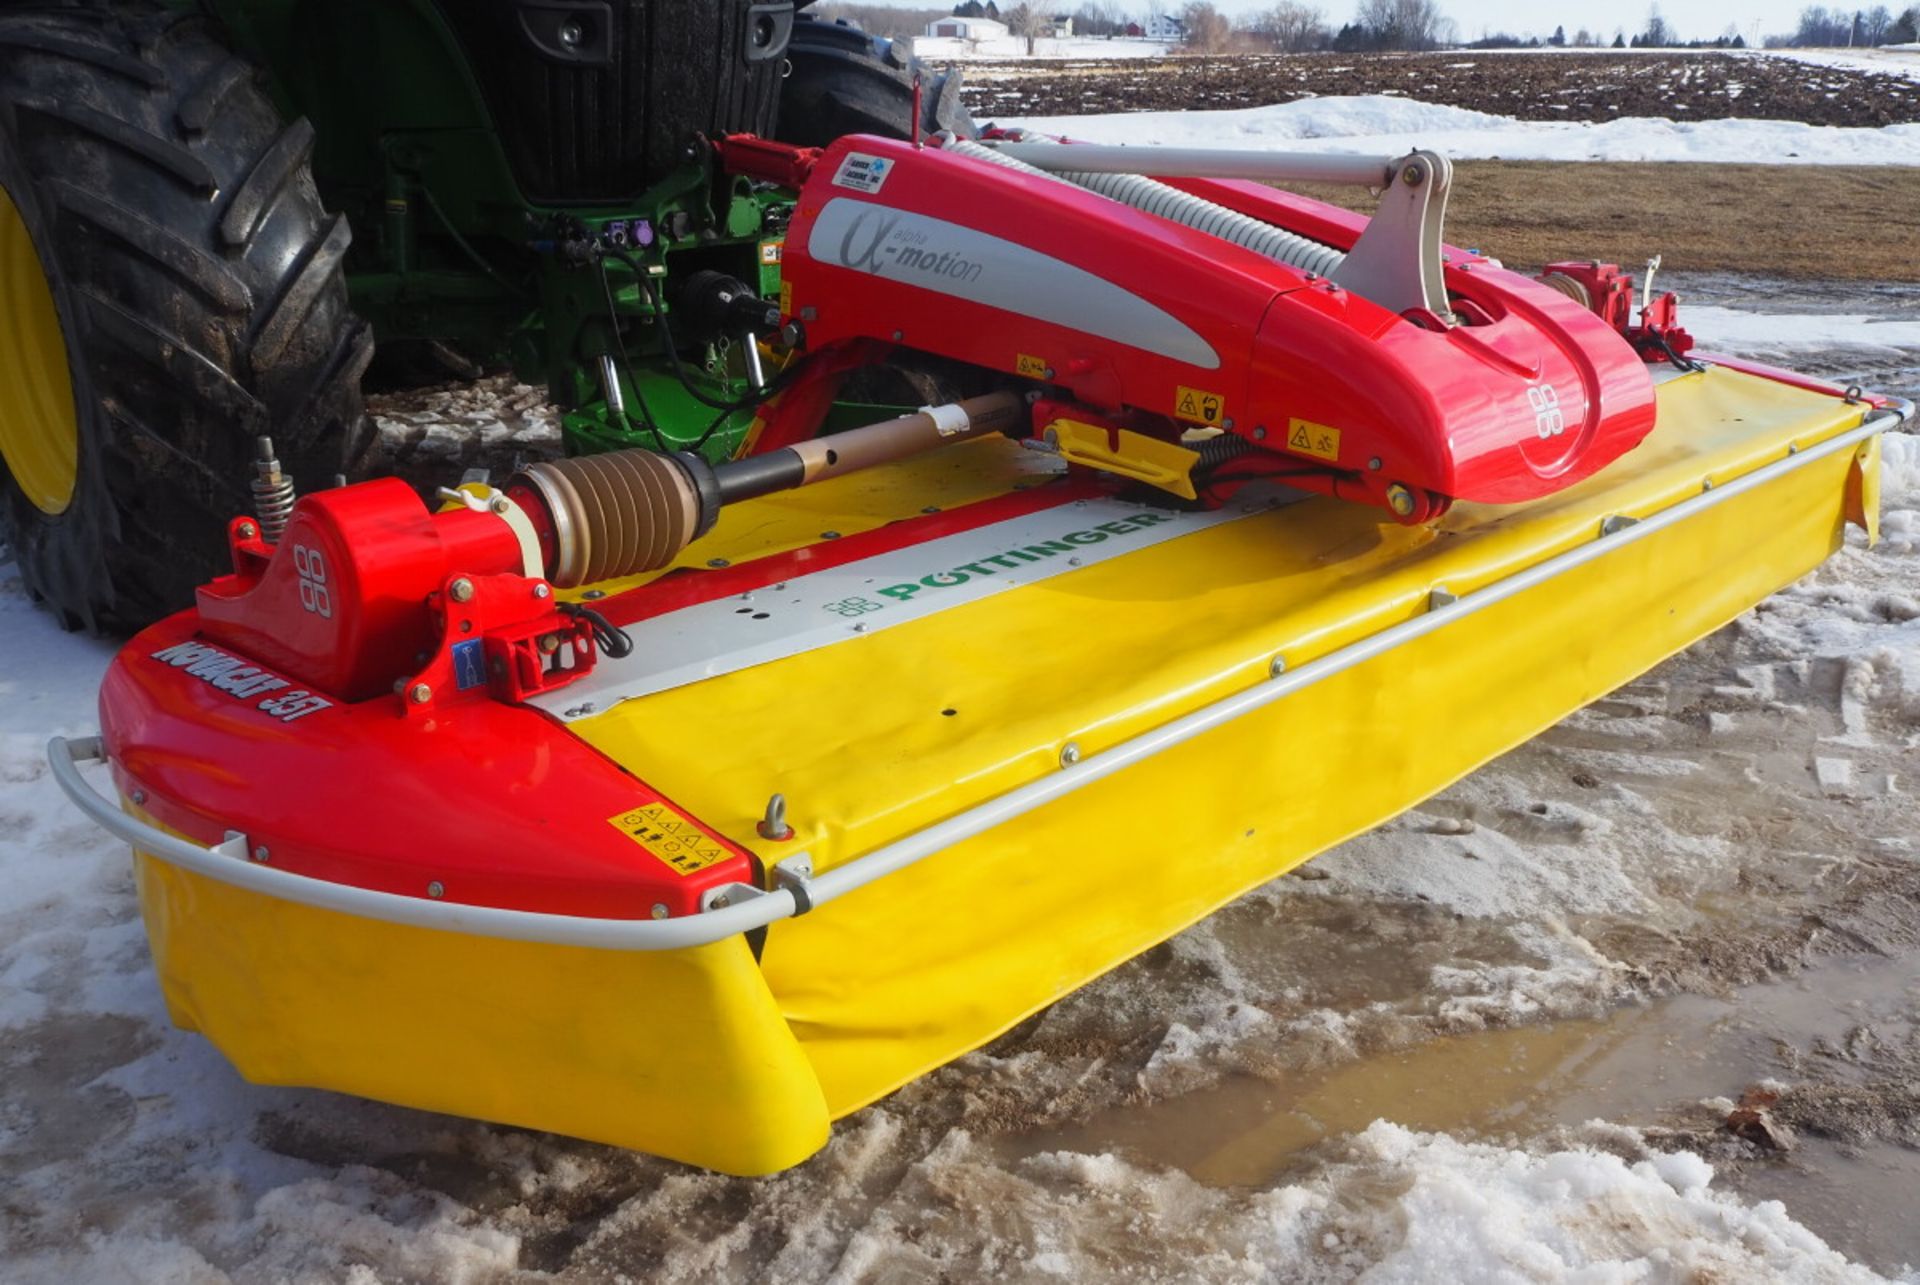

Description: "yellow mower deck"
131 365 1886 1173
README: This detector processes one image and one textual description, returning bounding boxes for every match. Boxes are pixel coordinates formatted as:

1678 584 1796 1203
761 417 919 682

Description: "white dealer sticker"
831 151 893 194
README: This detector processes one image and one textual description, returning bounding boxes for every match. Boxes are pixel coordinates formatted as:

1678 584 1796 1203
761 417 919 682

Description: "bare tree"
1863 4 1895 41
1246 1 1329 50
1642 3 1672 45
1354 0 1449 50
1181 1 1235 50
1004 2 1050 52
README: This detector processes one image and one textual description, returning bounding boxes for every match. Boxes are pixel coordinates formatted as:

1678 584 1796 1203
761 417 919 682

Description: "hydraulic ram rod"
983 142 1400 188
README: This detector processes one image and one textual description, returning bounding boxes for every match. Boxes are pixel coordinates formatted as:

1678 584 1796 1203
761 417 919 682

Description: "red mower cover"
767 134 1659 516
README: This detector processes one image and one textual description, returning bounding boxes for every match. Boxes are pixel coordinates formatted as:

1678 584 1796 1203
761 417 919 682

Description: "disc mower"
12 1 1912 1174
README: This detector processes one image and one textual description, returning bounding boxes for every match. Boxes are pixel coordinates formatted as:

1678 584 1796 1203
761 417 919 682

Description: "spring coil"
944 137 1347 280
249 437 295 543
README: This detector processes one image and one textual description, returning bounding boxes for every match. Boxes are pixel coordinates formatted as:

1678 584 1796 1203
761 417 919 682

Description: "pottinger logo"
292 543 332 618
834 207 984 285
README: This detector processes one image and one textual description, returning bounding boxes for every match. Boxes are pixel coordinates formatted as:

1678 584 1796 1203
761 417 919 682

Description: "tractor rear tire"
776 15 978 148
0 1 371 632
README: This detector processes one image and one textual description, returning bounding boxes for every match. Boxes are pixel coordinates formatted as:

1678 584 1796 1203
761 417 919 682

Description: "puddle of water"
1009 950 1920 1273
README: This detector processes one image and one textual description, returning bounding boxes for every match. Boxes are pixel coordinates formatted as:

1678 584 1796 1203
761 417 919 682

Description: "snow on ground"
1759 46 1920 82
1685 307 1920 352
3 300 1919 1277
1004 94 1920 164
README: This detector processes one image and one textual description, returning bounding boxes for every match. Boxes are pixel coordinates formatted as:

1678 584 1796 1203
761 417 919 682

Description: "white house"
1143 13 1184 40
925 16 1009 39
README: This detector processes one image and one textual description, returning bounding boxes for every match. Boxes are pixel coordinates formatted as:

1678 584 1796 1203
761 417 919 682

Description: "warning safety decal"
1173 385 1226 427
1286 418 1343 463
607 802 731 876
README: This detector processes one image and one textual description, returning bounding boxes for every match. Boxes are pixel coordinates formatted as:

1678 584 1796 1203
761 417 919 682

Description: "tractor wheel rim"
0 181 79 516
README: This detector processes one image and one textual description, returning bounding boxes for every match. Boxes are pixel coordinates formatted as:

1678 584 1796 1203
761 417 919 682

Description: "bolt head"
252 845 270 863
1386 484 1416 518
427 880 445 899
533 583 552 599
490 496 510 515
449 578 475 603
557 18 584 46
236 522 257 540
1269 655 1287 678
409 683 432 704
651 903 670 920
1368 457 1383 472
1252 426 1267 440
130 789 147 806
1060 741 1082 767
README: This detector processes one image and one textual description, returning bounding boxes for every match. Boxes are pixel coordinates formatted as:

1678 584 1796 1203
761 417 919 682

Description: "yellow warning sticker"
1174 385 1226 427
607 802 731 877
779 281 793 316
1016 353 1050 379
760 240 785 265
1287 418 1343 463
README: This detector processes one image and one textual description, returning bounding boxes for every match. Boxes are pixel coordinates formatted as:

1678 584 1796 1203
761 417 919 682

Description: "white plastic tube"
946 136 1347 279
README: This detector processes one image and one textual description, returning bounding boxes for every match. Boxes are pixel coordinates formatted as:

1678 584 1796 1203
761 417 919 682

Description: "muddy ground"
952 50 1920 126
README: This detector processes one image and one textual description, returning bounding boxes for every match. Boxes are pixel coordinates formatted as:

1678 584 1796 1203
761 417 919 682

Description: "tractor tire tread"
777 15 977 148
15 93 216 190
0 0 369 631
220 115 312 247
176 55 248 134
0 25 160 86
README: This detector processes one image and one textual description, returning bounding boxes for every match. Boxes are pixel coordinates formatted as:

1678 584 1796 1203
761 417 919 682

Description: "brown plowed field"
955 51 1920 126
1290 161 1920 280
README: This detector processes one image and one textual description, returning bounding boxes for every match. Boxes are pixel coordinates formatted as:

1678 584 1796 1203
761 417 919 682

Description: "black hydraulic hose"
556 601 636 659
605 247 806 416
1655 331 1704 373
595 256 669 451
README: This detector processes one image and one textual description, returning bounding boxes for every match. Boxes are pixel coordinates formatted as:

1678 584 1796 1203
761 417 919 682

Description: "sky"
875 2 1841 43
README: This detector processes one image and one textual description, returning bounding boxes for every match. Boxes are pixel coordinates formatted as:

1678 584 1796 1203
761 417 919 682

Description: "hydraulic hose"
946 136 1346 279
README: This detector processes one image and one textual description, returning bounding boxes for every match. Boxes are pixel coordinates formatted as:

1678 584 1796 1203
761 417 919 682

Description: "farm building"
925 16 1008 39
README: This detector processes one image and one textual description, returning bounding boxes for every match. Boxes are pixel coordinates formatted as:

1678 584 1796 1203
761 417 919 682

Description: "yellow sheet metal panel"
569 368 1867 1118
132 849 831 1176
774 440 1854 1114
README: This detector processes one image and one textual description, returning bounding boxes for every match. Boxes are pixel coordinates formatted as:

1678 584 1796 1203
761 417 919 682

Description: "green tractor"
0 0 973 630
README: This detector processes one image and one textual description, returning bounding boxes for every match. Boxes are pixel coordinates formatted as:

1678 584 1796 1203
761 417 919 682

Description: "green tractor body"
0 0 971 627
206 0 798 461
